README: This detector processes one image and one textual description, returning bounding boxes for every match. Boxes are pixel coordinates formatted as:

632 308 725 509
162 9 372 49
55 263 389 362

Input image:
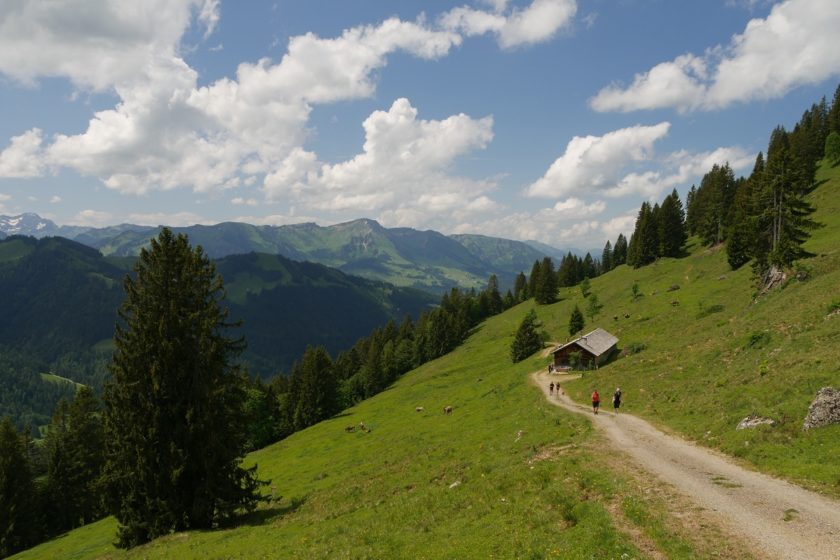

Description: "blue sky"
1 0 839 249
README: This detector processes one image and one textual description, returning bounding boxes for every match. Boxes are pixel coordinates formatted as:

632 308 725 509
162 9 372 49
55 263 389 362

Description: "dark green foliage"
631 282 641 301
726 154 764 270
0 347 75 431
533 257 558 304
568 305 585 336
601 241 613 272
612 234 628 267
828 83 840 134
627 202 658 267
744 331 771 350
658 189 687 257
102 229 262 548
44 387 105 533
287 346 338 431
513 271 528 301
510 310 543 363
689 163 737 247
480 274 504 316
825 131 840 164
0 417 39 557
695 303 725 319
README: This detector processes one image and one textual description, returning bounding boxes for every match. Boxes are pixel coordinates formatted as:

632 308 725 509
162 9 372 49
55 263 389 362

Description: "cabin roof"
551 327 618 357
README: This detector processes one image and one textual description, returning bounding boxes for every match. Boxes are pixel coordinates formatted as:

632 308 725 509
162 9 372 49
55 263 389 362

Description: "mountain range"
0 213 576 292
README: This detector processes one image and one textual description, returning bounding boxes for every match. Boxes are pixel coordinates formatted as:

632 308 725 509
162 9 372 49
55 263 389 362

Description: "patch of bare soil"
533 371 840 560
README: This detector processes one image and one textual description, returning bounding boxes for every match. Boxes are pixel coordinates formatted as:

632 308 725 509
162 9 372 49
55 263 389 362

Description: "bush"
744 331 771 349
825 131 840 165
696 303 725 319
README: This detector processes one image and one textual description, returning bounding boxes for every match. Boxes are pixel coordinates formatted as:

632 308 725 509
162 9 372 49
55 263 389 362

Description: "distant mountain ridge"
0 234 435 381
0 214 567 292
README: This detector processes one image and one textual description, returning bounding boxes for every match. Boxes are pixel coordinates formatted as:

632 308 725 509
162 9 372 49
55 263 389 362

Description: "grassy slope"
19 167 840 559
15 302 737 560
561 159 840 495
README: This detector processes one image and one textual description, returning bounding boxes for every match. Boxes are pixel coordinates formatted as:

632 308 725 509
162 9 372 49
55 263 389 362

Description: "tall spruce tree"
534 257 557 304
612 234 628 266
658 189 687 257
726 153 764 270
510 310 543 363
513 271 528 301
45 386 105 532
0 417 39 557
601 241 613 272
829 83 840 134
103 228 262 548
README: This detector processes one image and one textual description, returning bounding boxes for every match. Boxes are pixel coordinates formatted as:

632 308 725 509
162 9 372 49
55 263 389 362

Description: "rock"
449 481 461 489
736 414 776 430
718 274 728 281
803 387 840 430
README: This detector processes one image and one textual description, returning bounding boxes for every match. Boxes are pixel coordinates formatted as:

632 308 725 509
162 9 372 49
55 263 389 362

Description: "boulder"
803 387 840 430
736 414 776 430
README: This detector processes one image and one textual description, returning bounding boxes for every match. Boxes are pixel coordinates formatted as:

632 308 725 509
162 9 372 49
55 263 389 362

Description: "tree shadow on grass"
227 495 308 528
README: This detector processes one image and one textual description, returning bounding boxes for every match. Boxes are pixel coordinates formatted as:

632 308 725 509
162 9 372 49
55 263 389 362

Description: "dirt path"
534 371 840 560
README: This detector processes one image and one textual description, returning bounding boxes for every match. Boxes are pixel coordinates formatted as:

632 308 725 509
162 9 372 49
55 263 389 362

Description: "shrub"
744 331 771 349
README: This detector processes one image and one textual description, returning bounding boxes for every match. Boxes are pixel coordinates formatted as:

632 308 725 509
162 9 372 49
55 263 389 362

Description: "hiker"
613 387 622 414
549 382 554 395
591 390 600 414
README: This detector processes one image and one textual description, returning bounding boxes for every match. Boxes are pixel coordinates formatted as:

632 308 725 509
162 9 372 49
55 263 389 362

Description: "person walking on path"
549 382 554 395
591 390 600 414
613 387 622 414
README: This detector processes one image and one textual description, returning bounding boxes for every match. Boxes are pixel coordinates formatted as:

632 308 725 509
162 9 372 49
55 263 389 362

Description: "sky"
1 0 839 250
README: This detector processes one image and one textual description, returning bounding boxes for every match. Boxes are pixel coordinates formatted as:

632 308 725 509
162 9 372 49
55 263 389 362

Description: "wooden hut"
551 327 618 369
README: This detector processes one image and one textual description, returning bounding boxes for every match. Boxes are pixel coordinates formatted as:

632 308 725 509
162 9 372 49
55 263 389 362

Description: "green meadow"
16 163 840 560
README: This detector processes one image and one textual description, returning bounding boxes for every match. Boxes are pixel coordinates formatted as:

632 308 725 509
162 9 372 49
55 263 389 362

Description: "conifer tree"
829 83 840 134
612 234 628 266
586 294 602 321
601 241 613 272
726 153 763 270
527 260 541 298
579 277 591 298
510 310 543 363
568 305 585 336
103 228 262 548
513 271 528 301
45 386 105 532
484 274 503 315
658 189 687 257
825 131 840 164
0 417 39 557
534 257 557 304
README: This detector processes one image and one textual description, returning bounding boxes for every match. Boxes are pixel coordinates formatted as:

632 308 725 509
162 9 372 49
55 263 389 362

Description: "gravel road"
535 371 840 560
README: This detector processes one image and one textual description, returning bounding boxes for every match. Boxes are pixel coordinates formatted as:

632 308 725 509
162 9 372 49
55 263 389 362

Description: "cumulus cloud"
50 196 62 204
526 123 671 198
591 0 840 112
0 193 11 202
127 212 212 226
0 5 462 198
69 209 115 227
0 129 47 178
263 98 496 227
441 0 577 49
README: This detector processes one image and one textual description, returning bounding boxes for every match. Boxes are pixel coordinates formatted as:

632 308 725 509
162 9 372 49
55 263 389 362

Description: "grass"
14 300 740 559
18 161 840 560
559 158 840 497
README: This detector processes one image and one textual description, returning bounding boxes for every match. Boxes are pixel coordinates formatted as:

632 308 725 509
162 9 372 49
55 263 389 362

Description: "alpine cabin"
551 327 618 369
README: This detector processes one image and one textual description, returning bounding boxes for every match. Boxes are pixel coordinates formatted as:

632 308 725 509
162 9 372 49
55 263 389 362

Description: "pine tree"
513 272 528 301
0 417 39 557
45 386 105 532
568 305 585 336
579 277 591 298
601 241 613 272
102 228 262 548
659 189 687 257
726 154 764 270
510 310 543 363
825 131 840 164
829 83 840 134
612 234 628 266
484 274 503 315
527 260 541 299
534 257 557 304
586 294 602 320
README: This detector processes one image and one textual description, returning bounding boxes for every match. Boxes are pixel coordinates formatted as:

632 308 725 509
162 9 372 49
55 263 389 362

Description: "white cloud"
231 197 258 206
127 212 212 226
69 209 115 227
0 129 46 178
264 98 495 226
441 0 577 49
591 0 840 112
6 11 462 198
49 195 62 204
0 193 11 202
526 123 671 198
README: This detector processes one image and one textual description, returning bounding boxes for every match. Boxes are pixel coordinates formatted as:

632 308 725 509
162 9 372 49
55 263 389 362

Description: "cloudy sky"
1 0 839 249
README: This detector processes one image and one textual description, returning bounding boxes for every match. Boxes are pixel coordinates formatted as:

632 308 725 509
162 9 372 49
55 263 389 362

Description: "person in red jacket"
591 390 600 414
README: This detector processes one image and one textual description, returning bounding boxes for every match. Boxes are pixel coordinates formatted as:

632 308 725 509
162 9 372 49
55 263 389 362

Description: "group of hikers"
590 388 621 414
548 381 622 414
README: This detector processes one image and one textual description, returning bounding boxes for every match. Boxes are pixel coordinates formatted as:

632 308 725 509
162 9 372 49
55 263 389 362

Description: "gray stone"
736 415 777 430
803 387 840 430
